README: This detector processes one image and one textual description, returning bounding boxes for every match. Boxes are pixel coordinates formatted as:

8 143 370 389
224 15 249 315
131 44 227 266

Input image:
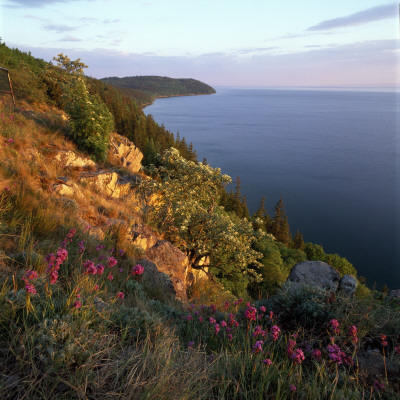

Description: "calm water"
145 88 400 289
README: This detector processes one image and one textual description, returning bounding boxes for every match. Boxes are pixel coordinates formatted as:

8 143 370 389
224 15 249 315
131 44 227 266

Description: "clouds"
4 0 83 7
44 24 76 33
308 3 398 31
12 38 397 88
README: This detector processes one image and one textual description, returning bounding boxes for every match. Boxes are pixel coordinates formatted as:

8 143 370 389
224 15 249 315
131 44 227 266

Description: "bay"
144 87 400 289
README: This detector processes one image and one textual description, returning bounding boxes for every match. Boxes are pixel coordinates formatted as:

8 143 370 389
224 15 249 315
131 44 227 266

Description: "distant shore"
141 92 216 110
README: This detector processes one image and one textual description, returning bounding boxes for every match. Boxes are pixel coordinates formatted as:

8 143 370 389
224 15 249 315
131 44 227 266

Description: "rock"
80 170 131 198
357 349 400 378
339 274 357 297
137 259 176 301
131 230 158 252
286 261 341 293
55 150 96 169
53 183 75 197
388 289 400 300
144 240 189 301
108 133 143 173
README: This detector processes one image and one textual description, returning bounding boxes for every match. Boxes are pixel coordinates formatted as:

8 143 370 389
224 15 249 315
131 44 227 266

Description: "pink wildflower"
214 323 220 335
209 317 216 324
224 301 230 310
116 292 124 299
186 315 193 321
199 317 204 323
253 325 264 337
25 283 36 295
259 306 266 313
349 325 358 344
23 270 38 282
107 273 113 281
373 380 385 391
290 348 305 364
119 249 125 256
83 260 97 275
270 325 281 341
380 334 388 347
96 244 105 251
131 264 144 275
395 346 400 354
93 284 100 291
209 304 217 313
96 264 105 275
107 256 118 268
6 138 14 144
72 300 82 309
269 311 274 320
329 319 340 335
311 349 322 361
263 358 272 366
227 334 233 341
244 305 257 321
220 320 227 327
78 241 85 253
119 267 124 272
290 385 297 392
327 343 344 364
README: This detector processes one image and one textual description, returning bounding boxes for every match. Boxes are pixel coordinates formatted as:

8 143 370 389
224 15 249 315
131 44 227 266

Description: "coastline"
141 92 216 110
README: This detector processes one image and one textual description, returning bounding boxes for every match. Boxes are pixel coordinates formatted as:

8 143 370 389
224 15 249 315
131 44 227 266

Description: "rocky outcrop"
357 350 400 378
108 133 143 173
286 261 358 297
55 150 96 169
53 177 83 198
79 170 131 198
287 261 341 293
137 259 176 301
339 274 358 297
144 240 189 301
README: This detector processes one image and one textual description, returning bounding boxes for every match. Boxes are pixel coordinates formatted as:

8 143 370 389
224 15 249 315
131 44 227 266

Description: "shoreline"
141 92 216 110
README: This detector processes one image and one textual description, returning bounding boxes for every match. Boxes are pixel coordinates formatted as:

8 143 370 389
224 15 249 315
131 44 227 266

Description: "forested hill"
100 75 216 106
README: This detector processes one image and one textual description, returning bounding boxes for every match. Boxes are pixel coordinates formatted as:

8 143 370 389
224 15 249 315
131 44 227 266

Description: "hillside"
0 43 399 399
101 75 216 107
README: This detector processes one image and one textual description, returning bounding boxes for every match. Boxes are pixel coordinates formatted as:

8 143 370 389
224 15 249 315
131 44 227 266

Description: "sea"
144 87 400 289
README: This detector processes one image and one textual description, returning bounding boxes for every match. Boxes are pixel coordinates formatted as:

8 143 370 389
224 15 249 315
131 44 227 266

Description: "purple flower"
209 317 216 324
289 385 297 392
78 241 85 253
263 358 272 366
227 334 233 341
188 341 194 349
252 340 263 353
72 300 82 309
214 323 220 335
116 292 124 299
244 305 257 321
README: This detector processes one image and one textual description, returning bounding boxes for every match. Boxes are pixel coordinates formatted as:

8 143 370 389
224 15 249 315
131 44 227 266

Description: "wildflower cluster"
22 269 39 295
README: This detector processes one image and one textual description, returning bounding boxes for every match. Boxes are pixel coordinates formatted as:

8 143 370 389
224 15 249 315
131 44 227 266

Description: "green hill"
101 75 216 106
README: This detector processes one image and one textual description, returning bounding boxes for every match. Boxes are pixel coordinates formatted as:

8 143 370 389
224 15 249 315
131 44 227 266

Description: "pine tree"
272 197 291 245
252 196 271 231
292 229 305 250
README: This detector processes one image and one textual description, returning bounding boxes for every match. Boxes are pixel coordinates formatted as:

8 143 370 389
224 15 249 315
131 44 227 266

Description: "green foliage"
140 148 263 295
64 76 114 161
304 242 358 277
271 197 292 245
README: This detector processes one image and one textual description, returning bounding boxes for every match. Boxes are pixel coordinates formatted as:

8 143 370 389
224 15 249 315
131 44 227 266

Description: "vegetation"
101 75 216 107
0 43 398 398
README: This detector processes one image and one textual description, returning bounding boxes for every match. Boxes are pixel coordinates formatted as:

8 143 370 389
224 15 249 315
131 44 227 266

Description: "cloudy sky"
1 0 399 87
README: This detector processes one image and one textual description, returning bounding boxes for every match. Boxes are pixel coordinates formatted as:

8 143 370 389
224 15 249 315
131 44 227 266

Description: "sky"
0 0 399 87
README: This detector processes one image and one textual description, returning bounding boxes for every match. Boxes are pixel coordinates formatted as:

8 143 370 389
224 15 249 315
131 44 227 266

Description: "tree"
292 229 305 250
252 196 272 232
49 54 114 161
272 197 291 245
139 148 263 293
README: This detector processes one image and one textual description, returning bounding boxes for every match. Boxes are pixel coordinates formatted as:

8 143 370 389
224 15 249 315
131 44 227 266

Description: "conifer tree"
253 196 272 231
292 229 305 250
272 197 291 245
